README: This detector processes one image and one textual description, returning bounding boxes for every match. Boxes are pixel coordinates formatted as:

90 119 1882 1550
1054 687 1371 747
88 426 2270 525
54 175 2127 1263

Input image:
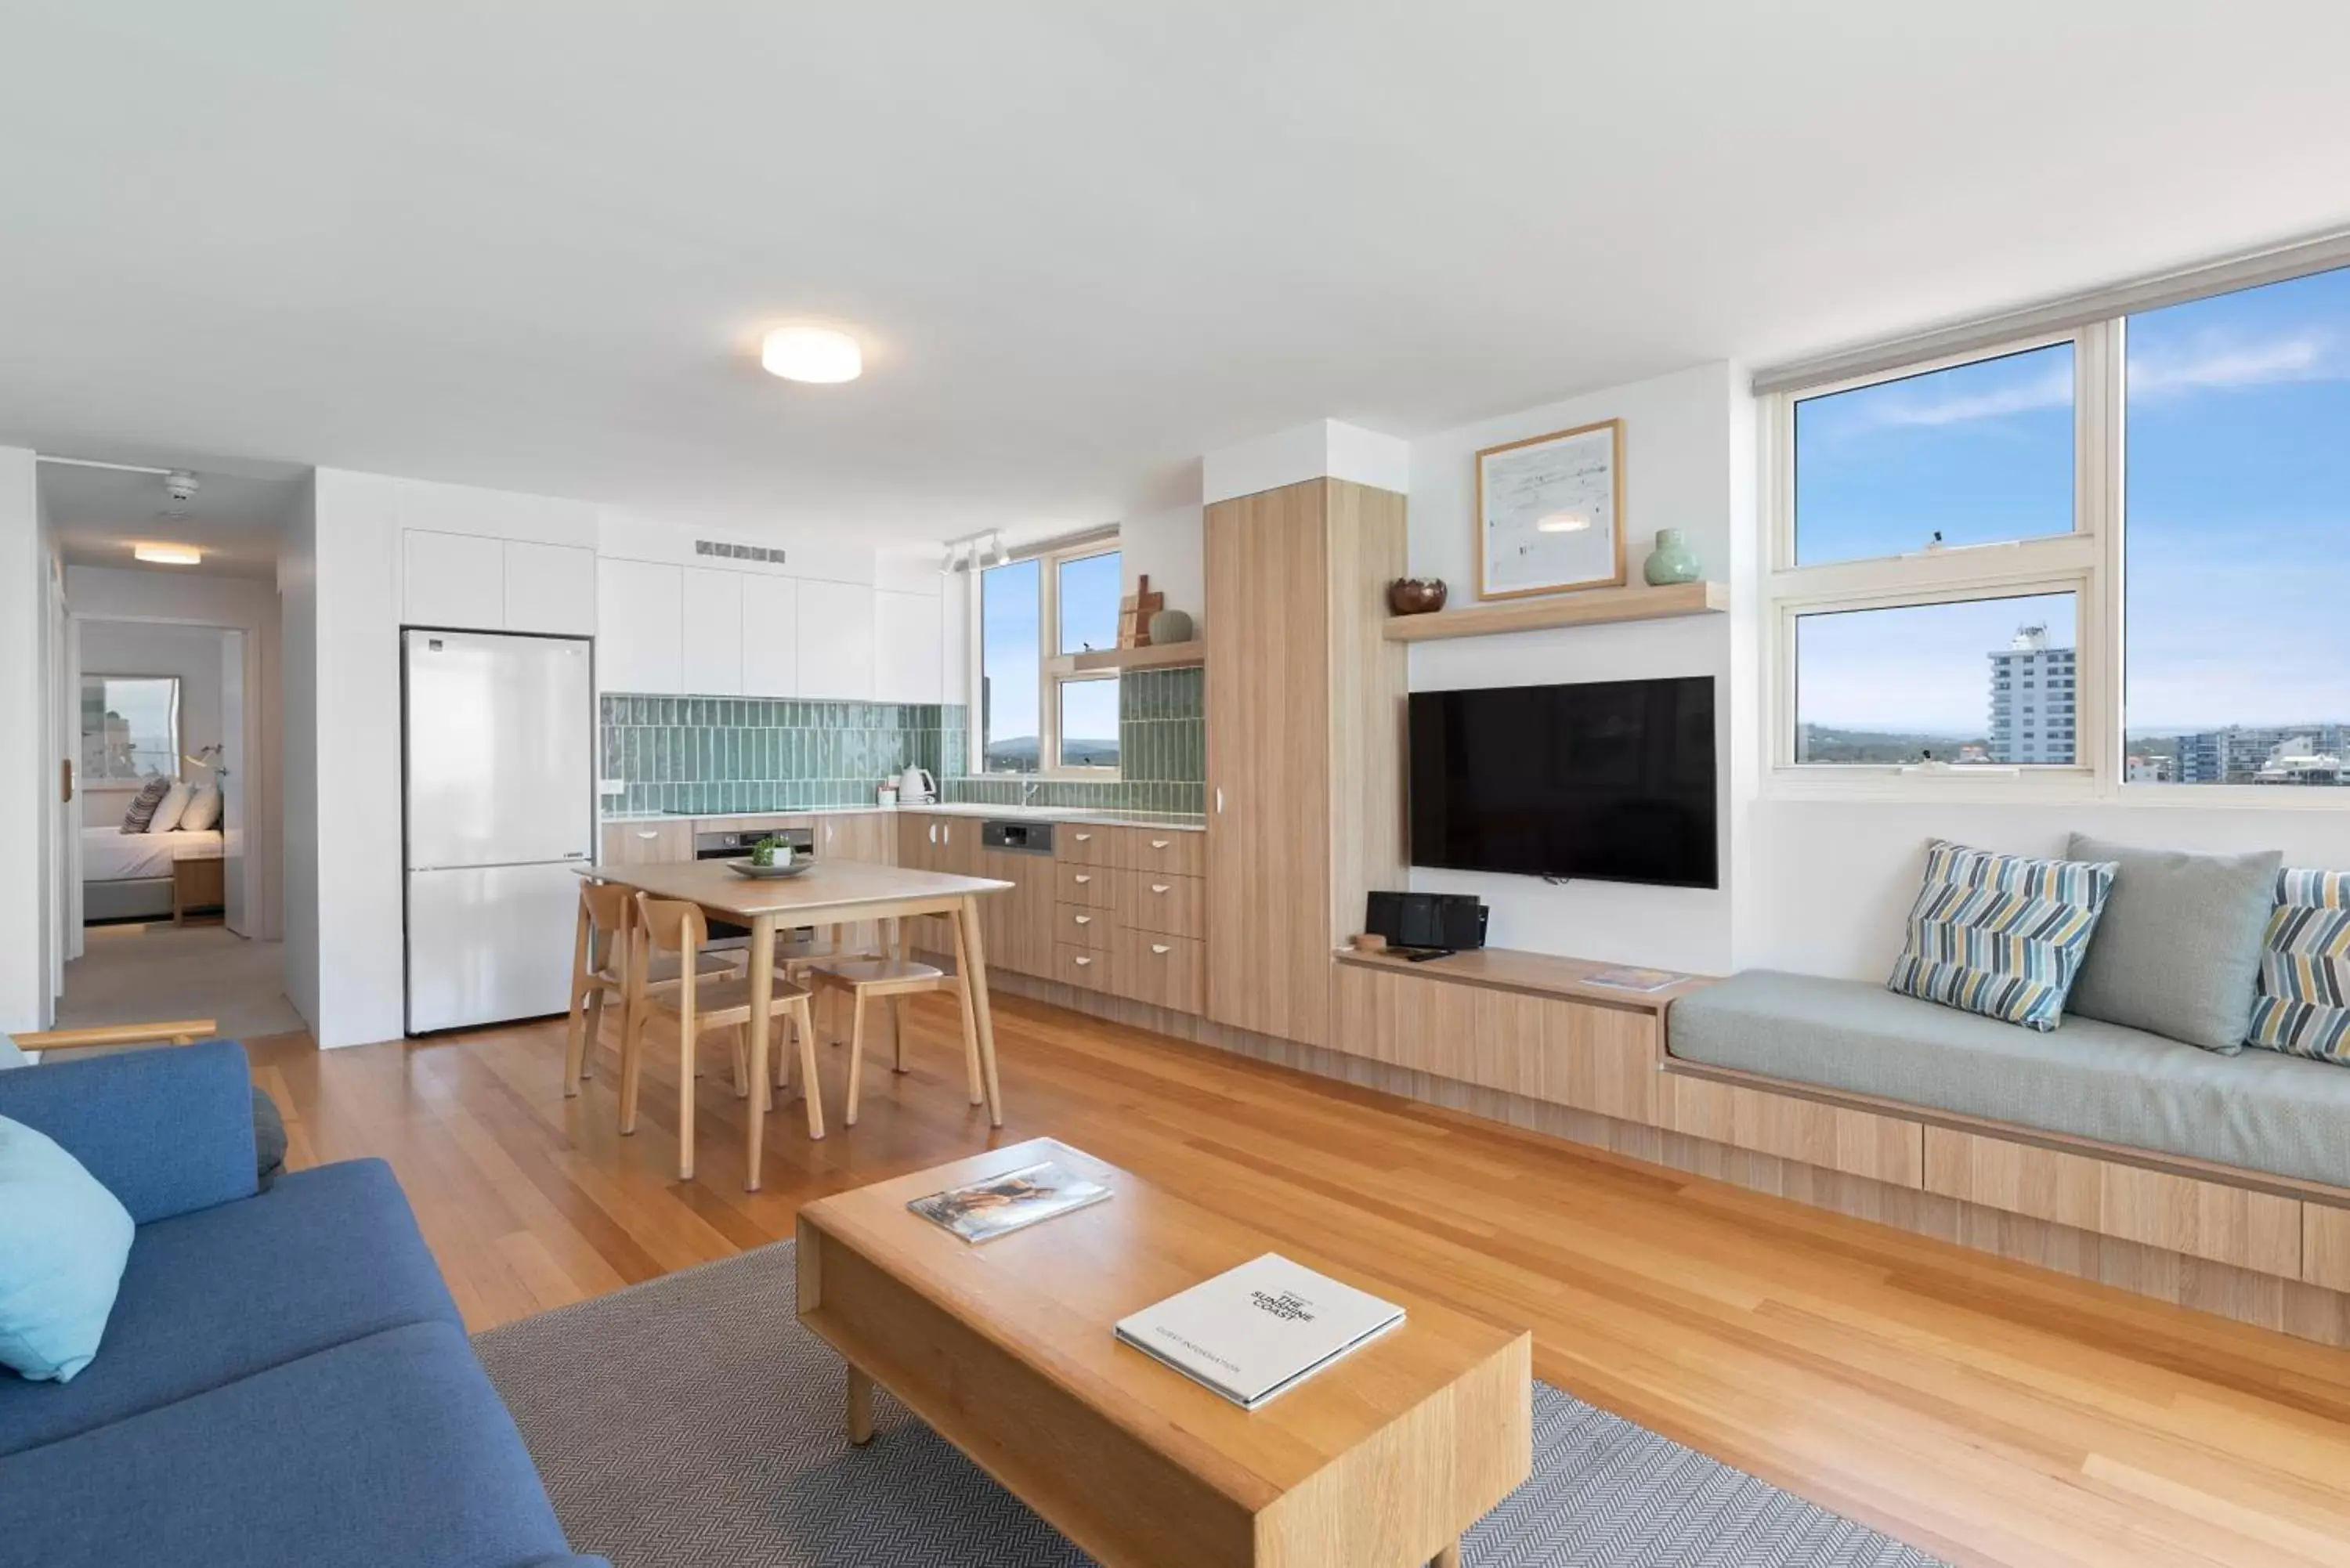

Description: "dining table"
580 855 1014 1188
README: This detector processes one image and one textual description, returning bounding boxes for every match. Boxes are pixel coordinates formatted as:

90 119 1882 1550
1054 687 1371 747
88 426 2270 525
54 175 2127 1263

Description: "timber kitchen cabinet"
1204 477 1405 1047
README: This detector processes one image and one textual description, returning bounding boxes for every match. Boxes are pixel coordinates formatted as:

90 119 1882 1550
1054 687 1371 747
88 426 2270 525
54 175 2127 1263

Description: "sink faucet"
1020 781 1041 807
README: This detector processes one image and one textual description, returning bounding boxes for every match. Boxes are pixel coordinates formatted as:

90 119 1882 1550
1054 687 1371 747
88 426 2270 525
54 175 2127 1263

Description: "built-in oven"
693 827 815 946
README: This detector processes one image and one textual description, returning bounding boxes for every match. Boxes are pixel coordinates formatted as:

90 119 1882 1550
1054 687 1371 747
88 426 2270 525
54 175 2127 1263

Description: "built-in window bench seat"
1666 970 2350 1306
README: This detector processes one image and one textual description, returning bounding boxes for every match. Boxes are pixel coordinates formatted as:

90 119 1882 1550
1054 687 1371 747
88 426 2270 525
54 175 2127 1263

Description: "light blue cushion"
1886 839 2116 1031
0 1115 136 1382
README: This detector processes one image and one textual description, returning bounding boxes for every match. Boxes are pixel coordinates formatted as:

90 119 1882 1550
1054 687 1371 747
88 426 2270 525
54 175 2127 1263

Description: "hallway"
59 921 304 1039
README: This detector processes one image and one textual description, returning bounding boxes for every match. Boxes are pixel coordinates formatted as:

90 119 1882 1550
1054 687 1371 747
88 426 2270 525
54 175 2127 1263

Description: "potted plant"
750 835 790 869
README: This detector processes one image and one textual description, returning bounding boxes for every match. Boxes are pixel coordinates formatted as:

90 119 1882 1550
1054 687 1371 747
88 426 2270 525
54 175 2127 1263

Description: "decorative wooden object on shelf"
1382 580 1726 641
1116 573 1164 649
1068 641 1206 674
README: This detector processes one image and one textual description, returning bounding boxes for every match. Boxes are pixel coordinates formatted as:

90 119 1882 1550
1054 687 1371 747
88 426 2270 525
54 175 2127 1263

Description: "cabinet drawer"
600 820 692 865
1055 824 1119 865
1665 1075 1923 1187
1054 902 1115 951
1058 862 1119 909
1115 930 1206 1015
1119 870 1206 939
1054 942 1112 992
1115 826 1206 877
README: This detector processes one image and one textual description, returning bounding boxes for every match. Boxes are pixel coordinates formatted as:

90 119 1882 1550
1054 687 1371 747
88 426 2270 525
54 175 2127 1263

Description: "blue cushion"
0 1115 135 1383
0 1322 584 1568
2249 869 2350 1063
0 1041 255 1223
1887 839 2117 1031
0 1158 459 1456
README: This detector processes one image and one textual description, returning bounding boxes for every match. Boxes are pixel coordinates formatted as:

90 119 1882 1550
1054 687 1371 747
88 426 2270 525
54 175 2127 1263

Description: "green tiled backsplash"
940 666 1205 816
601 695 965 815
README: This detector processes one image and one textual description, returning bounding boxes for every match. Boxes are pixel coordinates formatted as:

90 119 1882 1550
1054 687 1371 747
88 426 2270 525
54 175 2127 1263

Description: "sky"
981 549 1123 756
1794 265 2350 740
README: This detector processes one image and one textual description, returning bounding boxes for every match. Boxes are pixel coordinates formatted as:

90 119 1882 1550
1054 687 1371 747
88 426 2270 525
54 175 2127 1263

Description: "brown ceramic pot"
1386 578 1448 616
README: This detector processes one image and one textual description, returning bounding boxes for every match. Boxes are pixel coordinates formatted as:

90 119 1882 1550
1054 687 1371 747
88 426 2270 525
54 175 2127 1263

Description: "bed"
81 826 223 922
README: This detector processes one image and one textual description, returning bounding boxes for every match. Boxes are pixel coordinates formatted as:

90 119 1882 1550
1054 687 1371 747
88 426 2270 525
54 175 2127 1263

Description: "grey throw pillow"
2064 833 2281 1052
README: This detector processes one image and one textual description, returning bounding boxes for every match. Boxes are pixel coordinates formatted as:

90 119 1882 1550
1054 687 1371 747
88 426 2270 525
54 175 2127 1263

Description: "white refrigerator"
403 628 595 1034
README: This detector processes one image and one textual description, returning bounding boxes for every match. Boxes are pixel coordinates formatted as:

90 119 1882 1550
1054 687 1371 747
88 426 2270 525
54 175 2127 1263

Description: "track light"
989 532 1010 568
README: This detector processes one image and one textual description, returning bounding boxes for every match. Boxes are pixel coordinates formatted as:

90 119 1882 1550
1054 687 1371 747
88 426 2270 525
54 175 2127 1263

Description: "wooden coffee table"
795 1140 1531 1568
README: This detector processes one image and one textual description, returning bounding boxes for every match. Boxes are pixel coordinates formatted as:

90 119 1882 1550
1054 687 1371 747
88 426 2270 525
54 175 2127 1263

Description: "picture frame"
1474 417 1625 600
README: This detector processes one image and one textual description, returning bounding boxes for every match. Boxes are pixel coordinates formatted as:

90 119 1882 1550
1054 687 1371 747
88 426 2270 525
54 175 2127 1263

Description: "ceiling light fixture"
989 532 1010 569
761 326 862 384
132 543 202 566
1535 511 1592 533
940 542 965 575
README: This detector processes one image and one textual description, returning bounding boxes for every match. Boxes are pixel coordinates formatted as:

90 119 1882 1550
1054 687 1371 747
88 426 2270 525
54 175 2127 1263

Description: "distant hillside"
1796 725 1983 764
980 735 1119 771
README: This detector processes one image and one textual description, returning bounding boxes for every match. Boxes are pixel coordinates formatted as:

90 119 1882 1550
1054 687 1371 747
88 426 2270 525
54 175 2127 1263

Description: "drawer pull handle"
1073 832 1093 842
1073 874 1091 884
1151 839 1171 849
635 830 659 840
1152 943 1171 956
1074 956 1092 966
1151 883 1170 894
1073 915 1091 926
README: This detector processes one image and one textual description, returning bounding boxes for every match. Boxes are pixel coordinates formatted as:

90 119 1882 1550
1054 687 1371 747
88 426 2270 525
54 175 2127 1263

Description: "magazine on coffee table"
908 1159 1112 1244
1583 965 1686 994
1115 1253 1405 1410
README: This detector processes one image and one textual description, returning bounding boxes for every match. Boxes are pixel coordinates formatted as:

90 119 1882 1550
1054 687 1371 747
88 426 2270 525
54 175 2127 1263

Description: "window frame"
970 538 1123 781
1765 299 2350 807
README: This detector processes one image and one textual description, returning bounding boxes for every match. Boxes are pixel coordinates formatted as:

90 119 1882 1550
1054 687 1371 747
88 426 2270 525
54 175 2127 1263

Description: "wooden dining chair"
622 894 823 1180
562 878 740 1098
804 923 985 1129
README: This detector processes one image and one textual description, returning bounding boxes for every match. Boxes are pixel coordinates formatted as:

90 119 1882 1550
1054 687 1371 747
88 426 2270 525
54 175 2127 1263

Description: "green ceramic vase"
1642 528 1701 586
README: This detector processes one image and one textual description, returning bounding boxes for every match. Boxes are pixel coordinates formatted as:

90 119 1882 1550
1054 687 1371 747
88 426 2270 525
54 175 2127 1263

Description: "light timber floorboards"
247 993 2350 1568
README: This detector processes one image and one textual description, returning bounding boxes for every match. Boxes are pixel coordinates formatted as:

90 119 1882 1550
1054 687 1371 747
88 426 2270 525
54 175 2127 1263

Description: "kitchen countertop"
603 802 1208 833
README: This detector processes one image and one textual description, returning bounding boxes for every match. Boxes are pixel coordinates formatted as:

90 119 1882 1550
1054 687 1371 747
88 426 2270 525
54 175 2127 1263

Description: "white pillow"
147 781 193 834
176 785 221 832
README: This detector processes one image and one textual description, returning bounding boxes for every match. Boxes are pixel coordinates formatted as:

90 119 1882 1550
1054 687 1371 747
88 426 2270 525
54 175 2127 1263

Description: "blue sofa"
0 1042 602 1568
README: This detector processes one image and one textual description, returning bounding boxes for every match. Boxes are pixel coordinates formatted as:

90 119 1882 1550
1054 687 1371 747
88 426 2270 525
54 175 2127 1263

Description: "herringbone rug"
475 1242 1944 1566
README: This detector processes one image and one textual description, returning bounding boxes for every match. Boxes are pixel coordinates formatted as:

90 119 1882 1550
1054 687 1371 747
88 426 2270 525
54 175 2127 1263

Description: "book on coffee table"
1583 965 1685 993
908 1158 1111 1244
1115 1253 1405 1410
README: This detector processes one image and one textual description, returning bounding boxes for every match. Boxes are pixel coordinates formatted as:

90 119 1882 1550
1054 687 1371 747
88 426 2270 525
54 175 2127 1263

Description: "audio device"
1363 891 1488 956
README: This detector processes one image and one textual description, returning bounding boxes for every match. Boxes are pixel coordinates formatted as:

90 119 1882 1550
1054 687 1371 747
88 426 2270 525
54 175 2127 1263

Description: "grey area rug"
474 1244 1946 1568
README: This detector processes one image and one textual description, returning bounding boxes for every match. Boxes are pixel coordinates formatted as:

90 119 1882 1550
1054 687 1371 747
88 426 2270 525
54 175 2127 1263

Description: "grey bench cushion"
1668 970 2350 1191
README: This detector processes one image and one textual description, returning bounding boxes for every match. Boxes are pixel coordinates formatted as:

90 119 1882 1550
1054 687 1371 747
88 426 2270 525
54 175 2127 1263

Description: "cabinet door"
1204 484 1332 1046
874 589 945 703
404 529 505 630
797 581 877 700
596 560 683 694
978 849 1053 977
741 576 799 697
680 568 745 696
599 819 692 864
504 541 597 636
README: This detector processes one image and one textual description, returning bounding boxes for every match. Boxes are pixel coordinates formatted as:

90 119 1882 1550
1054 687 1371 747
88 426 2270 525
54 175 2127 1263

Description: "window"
81 675 181 782
1770 255 2350 793
976 542 1123 775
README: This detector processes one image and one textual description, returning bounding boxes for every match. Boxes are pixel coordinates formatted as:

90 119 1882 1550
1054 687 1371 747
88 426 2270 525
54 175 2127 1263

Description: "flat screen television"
1408 675 1717 889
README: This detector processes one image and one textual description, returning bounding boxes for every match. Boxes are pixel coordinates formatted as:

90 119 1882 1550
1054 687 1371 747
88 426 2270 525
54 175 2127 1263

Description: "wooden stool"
562 879 738 1098
806 926 984 1127
623 894 822 1181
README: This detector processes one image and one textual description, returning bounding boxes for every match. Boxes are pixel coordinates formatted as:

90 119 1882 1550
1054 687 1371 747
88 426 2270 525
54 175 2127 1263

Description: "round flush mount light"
761 326 862 384
1535 511 1591 533
132 542 202 565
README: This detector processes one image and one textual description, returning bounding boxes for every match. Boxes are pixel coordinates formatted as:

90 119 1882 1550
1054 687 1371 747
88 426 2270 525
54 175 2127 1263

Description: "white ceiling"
4 3 2348 547
41 460 302 581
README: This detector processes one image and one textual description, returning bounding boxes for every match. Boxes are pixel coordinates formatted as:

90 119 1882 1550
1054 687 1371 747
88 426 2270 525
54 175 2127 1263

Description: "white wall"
68 566 285 941
277 475 320 1033
1119 504 1206 636
0 448 45 1030
1404 362 1754 975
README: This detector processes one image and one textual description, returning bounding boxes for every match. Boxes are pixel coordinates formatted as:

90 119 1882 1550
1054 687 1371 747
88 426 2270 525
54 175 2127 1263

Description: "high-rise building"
2175 725 2350 784
1987 624 2076 764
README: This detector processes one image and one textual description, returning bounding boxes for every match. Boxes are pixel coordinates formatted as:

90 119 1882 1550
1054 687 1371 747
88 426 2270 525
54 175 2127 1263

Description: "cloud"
1865 366 2072 428
2127 332 2330 396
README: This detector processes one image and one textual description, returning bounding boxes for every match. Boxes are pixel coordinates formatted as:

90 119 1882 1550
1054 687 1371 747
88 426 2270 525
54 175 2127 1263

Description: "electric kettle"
896 767 937 804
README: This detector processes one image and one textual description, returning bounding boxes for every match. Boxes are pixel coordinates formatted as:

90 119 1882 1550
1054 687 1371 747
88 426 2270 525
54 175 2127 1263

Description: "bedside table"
172 854 225 926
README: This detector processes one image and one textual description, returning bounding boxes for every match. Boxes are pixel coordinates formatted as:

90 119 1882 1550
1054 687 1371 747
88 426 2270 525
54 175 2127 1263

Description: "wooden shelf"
1383 581 1726 641
1333 945 1714 1016
1068 641 1206 673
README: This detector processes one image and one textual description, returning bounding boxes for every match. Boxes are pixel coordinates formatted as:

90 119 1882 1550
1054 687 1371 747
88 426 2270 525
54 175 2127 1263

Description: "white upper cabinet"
741 576 799 698
873 588 945 703
502 540 597 636
596 558 683 693
403 529 505 630
679 568 746 696
797 580 877 700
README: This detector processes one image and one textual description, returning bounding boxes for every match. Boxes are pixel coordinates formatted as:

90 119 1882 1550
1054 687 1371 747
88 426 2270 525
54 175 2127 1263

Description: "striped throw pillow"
1887 840 2117 1031
2247 869 2350 1064
118 777 172 834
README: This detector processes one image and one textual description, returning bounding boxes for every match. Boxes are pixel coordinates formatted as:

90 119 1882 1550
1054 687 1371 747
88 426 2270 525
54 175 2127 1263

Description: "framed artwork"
1474 417 1625 600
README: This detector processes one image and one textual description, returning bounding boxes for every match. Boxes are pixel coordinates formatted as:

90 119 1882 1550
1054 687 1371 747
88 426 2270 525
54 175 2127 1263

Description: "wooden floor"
248 992 2350 1568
